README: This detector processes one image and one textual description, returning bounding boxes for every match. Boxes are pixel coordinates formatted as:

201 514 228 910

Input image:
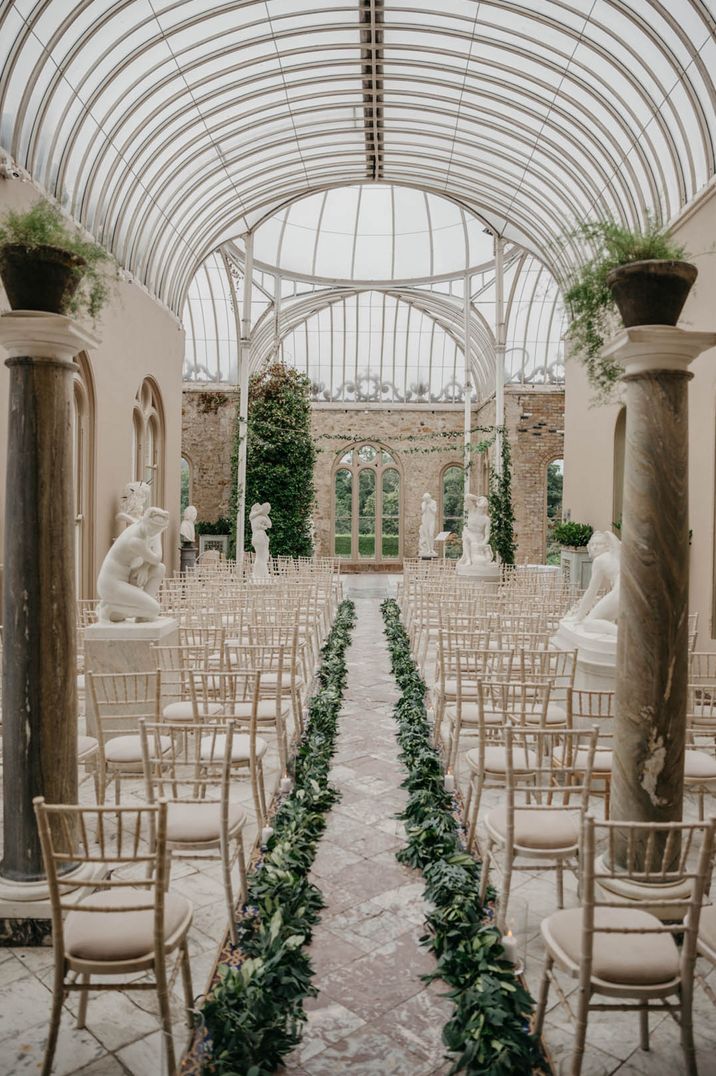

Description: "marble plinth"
180 542 197 573
551 615 617 692
456 562 501 581
0 862 106 943
84 617 179 731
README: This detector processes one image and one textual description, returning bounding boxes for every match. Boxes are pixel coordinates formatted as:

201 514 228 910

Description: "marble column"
606 326 716 870
0 312 99 885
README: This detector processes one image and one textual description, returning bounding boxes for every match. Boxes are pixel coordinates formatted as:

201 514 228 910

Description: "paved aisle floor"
285 574 452 1075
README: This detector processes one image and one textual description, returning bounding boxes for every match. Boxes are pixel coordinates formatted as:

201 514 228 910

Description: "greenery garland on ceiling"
381 599 547 1076
197 599 356 1075
230 362 316 559
239 417 505 456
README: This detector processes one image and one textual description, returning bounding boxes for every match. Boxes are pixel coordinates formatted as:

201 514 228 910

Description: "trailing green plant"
551 521 593 548
564 219 687 398
381 599 547 1076
230 362 316 559
199 599 356 1075
488 432 516 565
0 199 116 319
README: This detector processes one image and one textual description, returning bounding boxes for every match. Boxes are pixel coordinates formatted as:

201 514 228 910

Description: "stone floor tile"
302 1024 435 1076
292 998 366 1064
0 1017 105 1076
370 984 453 1067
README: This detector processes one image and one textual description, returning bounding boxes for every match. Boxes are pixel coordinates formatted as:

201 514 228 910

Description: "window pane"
334 468 352 558
358 468 376 558
381 467 400 559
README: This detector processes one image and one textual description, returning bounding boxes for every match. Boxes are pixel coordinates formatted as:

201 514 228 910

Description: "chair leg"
478 839 492 904
41 964 66 1076
571 983 591 1076
76 973 90 1029
154 959 176 1076
499 850 514 933
222 844 236 946
639 1001 649 1051
534 953 553 1036
257 761 268 823
236 835 248 904
680 977 698 1075
180 937 194 1029
556 859 565 909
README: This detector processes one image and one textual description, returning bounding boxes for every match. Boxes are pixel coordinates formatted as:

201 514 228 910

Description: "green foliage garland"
381 599 547 1076
230 363 316 559
199 599 356 1075
488 434 516 565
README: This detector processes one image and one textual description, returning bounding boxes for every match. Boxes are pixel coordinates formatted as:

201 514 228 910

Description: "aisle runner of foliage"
192 599 356 1075
381 599 547 1076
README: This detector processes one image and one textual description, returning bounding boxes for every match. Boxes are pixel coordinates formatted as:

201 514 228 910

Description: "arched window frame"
439 461 465 534
132 378 165 507
331 441 403 562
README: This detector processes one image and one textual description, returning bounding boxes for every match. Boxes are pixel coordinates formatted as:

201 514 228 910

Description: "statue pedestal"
84 617 179 734
456 562 501 582
420 553 438 561
551 615 617 692
180 542 197 573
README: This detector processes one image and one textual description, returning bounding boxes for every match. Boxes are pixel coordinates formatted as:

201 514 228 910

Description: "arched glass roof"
250 184 495 283
2 2 715 313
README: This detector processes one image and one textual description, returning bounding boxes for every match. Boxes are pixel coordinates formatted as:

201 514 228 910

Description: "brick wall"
181 386 565 564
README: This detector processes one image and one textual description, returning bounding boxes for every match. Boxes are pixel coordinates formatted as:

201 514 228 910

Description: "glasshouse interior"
1 2 716 1075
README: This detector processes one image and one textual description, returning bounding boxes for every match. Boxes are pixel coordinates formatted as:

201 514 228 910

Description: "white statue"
573 530 621 634
97 507 170 622
250 502 272 581
117 481 151 527
180 505 197 545
458 494 494 566
418 492 438 557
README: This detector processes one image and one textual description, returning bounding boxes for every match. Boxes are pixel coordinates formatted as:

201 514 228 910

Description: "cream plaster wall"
0 177 185 587
563 182 716 644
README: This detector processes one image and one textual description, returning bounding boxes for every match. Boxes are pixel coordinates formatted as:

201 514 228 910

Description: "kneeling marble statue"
572 529 621 635
97 507 170 622
458 494 494 567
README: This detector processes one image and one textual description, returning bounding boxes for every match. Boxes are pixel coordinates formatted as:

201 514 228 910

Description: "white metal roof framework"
2 0 715 397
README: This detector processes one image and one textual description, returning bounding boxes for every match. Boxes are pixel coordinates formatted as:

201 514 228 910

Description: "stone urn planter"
0 243 85 313
606 259 698 328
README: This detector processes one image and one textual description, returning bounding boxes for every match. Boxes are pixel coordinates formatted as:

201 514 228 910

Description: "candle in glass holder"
501 930 518 965
280 775 292 794
261 825 274 846
444 771 456 793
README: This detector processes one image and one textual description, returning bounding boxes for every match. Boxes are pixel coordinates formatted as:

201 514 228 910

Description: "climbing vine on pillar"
231 362 316 558
488 432 516 565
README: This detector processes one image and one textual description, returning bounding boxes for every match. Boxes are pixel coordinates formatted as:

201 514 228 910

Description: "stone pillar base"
0 861 105 945
180 543 197 573
594 855 692 921
456 562 501 581
551 616 617 692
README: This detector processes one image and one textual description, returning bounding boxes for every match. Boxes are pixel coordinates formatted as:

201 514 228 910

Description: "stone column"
0 312 99 885
606 327 716 870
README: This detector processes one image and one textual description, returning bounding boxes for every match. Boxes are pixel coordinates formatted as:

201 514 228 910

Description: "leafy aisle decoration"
488 433 517 566
197 599 356 1075
381 599 547 1076
230 362 316 559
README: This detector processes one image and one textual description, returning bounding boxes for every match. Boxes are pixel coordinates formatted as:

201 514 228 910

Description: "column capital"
603 324 716 377
0 310 100 363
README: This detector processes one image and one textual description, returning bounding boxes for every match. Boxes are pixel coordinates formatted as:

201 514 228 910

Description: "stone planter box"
560 547 592 589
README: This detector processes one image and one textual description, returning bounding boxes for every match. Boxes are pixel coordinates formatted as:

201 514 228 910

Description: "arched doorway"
333 443 402 563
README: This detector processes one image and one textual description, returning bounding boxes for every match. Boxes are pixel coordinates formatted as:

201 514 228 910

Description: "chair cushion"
543 906 680 986
445 703 500 726
104 735 171 764
162 701 224 721
77 735 98 760
684 750 716 780
227 700 290 722
698 903 716 958
167 800 247 843
466 745 539 774
65 887 191 962
443 679 480 698
523 703 567 725
486 805 581 851
200 733 268 762
574 747 613 773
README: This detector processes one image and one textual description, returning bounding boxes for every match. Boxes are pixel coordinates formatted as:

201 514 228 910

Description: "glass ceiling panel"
1 0 714 312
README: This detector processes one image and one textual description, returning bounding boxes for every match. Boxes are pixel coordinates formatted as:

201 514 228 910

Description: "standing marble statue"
418 492 438 557
97 507 170 622
250 502 272 580
573 530 621 634
180 505 197 544
458 494 494 567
